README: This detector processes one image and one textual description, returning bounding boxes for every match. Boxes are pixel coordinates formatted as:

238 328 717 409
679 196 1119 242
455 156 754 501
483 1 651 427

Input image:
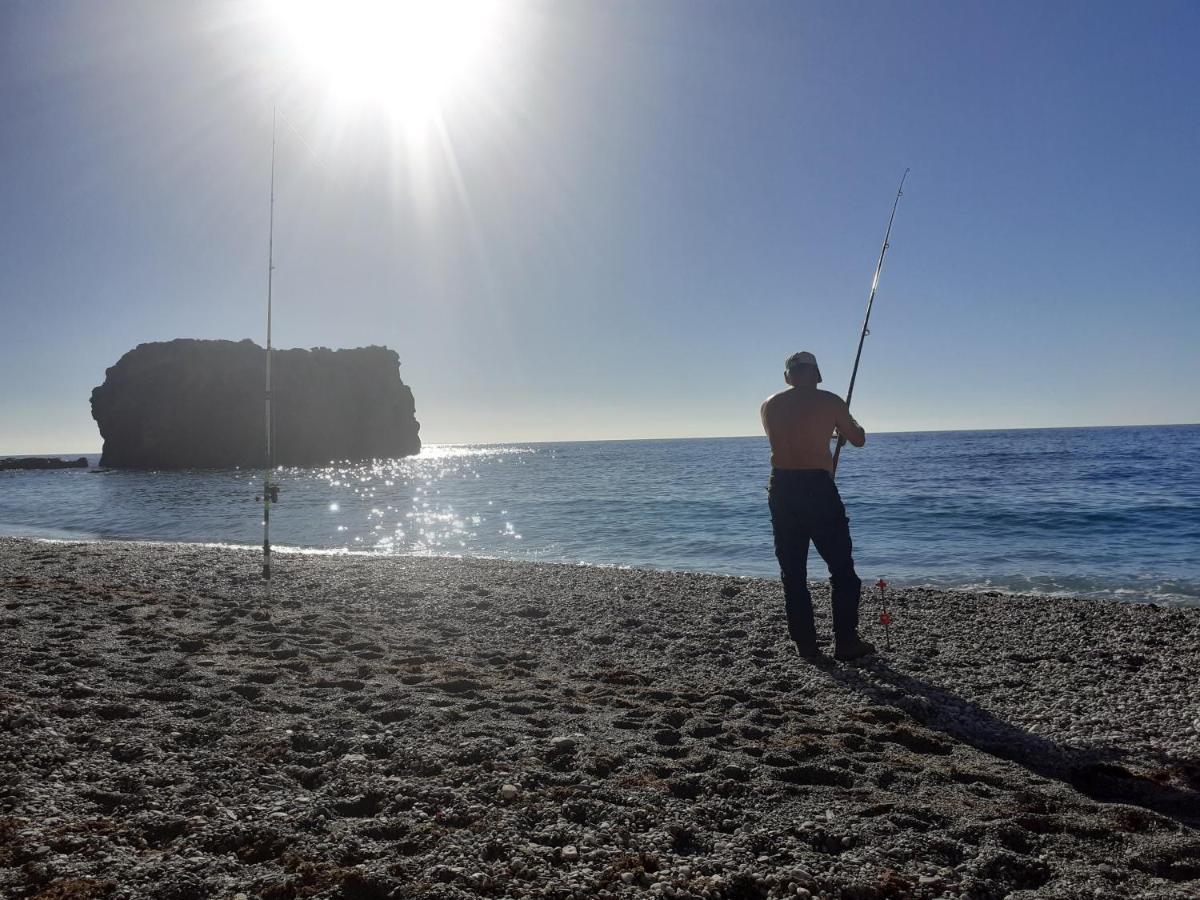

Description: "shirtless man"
761 351 874 661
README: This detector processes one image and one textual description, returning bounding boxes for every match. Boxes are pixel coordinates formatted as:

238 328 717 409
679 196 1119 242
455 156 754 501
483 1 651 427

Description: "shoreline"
1 537 1197 899
5 534 1197 611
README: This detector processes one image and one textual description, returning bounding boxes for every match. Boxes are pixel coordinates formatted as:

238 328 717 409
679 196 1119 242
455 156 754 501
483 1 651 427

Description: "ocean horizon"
3 424 1198 608
11 420 1200 459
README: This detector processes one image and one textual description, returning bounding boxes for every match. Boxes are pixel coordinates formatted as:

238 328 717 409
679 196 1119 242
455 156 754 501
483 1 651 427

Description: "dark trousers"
768 469 862 643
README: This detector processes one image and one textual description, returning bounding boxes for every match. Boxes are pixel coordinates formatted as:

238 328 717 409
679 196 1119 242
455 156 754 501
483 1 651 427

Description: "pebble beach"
1 537 1197 899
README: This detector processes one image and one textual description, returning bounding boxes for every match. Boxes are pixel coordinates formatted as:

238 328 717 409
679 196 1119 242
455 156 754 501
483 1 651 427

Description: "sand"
0 537 1197 899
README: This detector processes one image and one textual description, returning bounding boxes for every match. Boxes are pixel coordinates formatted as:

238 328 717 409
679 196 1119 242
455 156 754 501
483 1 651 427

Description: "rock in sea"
90 338 420 468
0 456 88 470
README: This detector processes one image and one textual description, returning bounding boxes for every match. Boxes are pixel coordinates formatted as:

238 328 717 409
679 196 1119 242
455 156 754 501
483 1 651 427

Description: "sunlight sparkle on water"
278 446 535 556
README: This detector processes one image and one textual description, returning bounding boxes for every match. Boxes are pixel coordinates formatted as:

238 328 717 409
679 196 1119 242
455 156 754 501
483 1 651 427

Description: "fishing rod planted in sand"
257 106 328 582
831 169 909 477
262 108 279 582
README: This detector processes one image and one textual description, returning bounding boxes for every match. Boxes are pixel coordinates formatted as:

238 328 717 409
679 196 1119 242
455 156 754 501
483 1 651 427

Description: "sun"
271 0 505 128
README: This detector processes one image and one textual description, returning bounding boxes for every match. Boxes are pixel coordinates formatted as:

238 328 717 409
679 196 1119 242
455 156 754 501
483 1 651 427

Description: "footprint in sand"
135 685 193 703
95 703 139 721
374 706 414 724
688 721 724 739
660 709 689 728
881 724 953 756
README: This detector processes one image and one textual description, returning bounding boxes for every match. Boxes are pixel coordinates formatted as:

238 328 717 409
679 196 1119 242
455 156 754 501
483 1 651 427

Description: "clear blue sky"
2 0 1198 453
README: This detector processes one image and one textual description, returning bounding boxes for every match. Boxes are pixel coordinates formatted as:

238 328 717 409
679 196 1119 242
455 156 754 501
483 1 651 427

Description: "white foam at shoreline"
9 534 1197 609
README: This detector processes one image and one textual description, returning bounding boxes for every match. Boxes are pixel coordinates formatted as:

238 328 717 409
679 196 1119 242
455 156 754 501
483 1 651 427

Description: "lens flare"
271 0 505 128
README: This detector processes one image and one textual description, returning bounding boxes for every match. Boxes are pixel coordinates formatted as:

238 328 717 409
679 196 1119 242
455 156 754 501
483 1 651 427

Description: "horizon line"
10 420 1198 457
432 420 1198 446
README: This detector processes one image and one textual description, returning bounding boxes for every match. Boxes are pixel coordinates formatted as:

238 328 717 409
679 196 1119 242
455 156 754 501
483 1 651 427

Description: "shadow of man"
822 656 1200 830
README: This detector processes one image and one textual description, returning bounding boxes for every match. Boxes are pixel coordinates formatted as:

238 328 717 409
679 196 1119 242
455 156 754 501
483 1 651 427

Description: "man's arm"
835 398 866 447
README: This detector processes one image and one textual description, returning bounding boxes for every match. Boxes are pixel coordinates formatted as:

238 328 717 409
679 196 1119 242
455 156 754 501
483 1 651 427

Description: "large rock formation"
91 339 420 469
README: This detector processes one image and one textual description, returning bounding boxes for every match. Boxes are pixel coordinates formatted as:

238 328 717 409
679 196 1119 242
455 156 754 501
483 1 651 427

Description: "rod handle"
830 435 847 476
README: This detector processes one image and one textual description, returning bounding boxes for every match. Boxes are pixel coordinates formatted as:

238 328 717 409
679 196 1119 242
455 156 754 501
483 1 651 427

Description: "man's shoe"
834 635 876 661
794 640 821 660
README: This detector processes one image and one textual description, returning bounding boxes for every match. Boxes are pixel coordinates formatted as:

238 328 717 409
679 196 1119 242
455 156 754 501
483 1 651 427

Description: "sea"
2 425 1197 607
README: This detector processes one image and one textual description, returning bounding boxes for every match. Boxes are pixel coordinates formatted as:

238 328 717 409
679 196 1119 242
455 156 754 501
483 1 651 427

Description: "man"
761 351 875 661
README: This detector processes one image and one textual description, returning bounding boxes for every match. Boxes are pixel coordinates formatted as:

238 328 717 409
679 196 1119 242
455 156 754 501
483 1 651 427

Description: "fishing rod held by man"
831 168 908 474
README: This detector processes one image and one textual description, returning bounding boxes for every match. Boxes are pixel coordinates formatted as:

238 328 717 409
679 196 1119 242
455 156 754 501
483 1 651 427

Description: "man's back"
761 387 865 471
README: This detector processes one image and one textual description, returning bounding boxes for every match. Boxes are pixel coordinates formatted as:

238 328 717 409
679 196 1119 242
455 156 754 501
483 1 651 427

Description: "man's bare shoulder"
816 389 848 407
762 389 792 410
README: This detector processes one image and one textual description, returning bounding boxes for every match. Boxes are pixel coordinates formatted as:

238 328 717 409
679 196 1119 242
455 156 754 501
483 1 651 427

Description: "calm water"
2 426 1198 606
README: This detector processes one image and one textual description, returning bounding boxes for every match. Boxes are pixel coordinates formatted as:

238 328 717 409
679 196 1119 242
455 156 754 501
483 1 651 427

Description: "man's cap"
785 351 822 383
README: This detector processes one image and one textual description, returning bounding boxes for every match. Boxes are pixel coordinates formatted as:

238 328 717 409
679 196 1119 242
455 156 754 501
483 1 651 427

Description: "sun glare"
272 0 504 127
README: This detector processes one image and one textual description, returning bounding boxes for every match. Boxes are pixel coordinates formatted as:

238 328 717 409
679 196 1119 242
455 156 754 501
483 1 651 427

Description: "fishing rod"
831 168 908 476
257 106 324 583
262 107 277 581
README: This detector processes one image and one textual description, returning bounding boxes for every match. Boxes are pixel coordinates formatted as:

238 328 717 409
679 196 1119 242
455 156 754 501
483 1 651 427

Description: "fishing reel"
255 484 281 503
